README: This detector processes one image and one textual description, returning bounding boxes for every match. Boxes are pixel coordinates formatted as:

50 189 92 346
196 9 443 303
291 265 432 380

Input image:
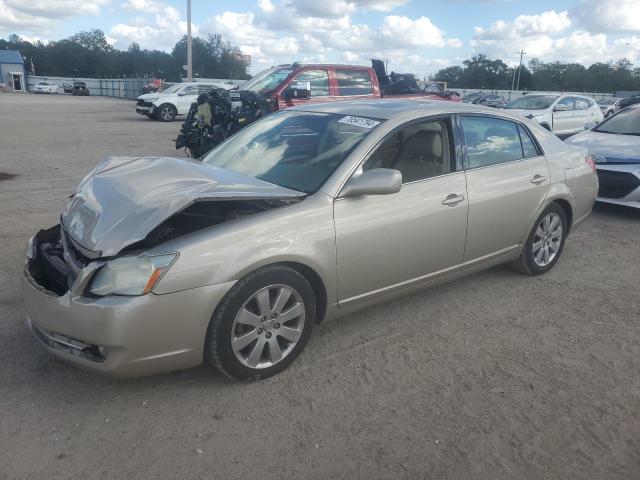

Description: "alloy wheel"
532 213 563 267
231 284 305 369
160 106 174 121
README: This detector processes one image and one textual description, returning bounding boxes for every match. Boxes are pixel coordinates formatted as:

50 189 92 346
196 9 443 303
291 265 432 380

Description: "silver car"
22 100 598 380
565 106 640 209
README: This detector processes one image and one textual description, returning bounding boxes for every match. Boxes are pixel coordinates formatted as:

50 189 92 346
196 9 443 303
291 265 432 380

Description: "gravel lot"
1 93 639 480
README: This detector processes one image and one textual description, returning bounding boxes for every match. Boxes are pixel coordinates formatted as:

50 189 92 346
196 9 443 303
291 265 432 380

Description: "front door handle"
531 174 548 185
442 194 465 206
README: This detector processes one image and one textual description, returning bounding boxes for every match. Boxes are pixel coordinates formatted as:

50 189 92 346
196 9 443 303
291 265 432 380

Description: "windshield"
597 98 614 106
593 108 640 135
201 111 380 193
38 82 48 85
241 68 293 93
463 93 482 102
504 95 559 110
158 83 183 95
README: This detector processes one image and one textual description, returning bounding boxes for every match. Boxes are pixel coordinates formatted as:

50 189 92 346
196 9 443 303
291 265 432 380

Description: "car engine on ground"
175 89 275 158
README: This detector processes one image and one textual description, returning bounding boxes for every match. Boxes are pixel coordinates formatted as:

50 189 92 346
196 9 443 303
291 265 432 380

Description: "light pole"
187 0 193 81
515 49 525 91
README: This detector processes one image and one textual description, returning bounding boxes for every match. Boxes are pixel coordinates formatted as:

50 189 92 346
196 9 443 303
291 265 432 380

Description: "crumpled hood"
565 130 640 163
61 156 304 257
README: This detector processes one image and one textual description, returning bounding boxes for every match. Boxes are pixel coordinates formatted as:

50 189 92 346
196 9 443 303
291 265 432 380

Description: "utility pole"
510 50 525 99
186 0 193 81
515 49 525 92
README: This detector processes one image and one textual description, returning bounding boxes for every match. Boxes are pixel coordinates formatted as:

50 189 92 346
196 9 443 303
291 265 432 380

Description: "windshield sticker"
337 116 381 129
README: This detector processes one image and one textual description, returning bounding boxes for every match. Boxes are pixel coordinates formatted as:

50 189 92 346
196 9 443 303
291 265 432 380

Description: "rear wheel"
511 203 567 275
205 265 315 381
157 103 177 122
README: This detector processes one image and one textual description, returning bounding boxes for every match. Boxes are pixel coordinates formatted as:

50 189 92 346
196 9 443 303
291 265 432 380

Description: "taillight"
585 154 596 173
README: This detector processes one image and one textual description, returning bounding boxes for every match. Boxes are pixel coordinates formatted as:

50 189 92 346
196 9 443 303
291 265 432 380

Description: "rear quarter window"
335 70 373 96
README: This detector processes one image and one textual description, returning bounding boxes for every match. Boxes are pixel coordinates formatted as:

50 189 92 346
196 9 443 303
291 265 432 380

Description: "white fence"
447 88 614 102
25 75 246 100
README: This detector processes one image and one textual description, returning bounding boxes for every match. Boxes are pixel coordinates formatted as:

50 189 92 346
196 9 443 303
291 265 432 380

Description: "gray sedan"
22 100 598 380
565 106 640 209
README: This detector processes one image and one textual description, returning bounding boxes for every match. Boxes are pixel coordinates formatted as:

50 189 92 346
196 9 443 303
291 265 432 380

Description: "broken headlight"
88 253 177 296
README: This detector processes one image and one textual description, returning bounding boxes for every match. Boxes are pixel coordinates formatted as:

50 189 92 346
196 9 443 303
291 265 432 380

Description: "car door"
175 85 198 114
278 69 331 108
333 116 468 304
552 97 576 133
460 115 550 261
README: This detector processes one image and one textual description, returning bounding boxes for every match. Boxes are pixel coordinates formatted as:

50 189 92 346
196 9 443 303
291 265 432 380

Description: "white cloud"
4 0 109 19
380 15 453 48
572 0 640 33
0 1 52 31
122 0 162 13
110 1 191 49
469 9 639 65
0 0 108 34
281 0 407 19
474 10 571 41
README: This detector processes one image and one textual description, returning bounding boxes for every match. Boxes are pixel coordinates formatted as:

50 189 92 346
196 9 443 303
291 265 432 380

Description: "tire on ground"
511 202 568 276
204 264 316 381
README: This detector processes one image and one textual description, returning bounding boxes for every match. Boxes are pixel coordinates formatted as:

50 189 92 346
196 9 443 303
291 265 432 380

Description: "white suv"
136 83 223 122
503 94 603 135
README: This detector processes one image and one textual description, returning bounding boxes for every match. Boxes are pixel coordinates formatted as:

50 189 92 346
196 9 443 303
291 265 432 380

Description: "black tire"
511 203 568 276
157 103 176 122
205 265 316 381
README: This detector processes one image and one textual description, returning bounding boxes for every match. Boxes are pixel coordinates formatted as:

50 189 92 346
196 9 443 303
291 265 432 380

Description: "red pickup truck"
238 60 458 109
176 60 459 157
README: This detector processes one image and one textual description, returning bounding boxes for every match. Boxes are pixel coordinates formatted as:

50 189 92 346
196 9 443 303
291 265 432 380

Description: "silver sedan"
22 100 598 380
565 106 640 209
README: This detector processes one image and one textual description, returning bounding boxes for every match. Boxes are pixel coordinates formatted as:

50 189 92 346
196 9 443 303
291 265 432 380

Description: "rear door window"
294 69 329 97
556 97 575 111
461 116 524 168
335 70 373 96
574 98 591 110
182 85 199 96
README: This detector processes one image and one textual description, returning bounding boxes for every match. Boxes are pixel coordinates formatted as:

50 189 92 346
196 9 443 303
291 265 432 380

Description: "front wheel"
511 203 567 275
205 265 316 381
157 103 177 122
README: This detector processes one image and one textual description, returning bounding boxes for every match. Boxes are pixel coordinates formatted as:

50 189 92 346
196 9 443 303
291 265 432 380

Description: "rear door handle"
442 194 465 206
531 174 548 185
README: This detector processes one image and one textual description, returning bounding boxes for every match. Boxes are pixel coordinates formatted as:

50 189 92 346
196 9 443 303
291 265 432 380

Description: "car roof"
289 99 506 120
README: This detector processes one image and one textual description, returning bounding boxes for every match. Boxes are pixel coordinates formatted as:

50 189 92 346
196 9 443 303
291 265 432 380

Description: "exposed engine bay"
129 198 302 251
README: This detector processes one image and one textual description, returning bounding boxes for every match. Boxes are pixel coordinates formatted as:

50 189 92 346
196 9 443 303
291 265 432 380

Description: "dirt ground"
1 93 639 480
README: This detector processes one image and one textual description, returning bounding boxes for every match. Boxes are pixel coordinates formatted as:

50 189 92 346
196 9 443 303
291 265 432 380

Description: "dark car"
63 82 73 94
463 93 507 108
72 82 90 96
618 96 640 109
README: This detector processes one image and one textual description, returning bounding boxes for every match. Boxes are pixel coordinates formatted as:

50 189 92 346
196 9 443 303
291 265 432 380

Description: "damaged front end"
27 197 302 299
175 89 276 159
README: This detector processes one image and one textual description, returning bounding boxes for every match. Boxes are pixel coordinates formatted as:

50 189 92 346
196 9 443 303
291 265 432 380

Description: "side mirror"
554 103 571 112
340 168 402 198
284 81 311 100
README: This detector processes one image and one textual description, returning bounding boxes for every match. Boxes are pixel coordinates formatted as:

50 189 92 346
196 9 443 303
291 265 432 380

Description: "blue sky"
1 0 639 76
